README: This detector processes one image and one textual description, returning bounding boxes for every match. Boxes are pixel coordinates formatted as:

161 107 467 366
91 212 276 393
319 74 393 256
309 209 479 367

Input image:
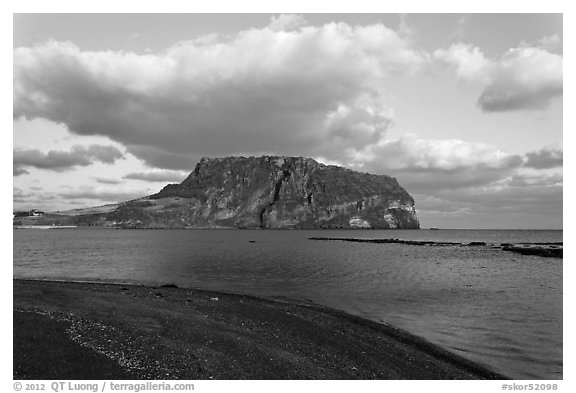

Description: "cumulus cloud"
14 22 425 170
434 40 562 112
348 134 522 192
434 43 491 82
322 95 393 151
364 134 522 172
124 170 187 183
523 145 563 169
477 46 562 112
13 144 125 174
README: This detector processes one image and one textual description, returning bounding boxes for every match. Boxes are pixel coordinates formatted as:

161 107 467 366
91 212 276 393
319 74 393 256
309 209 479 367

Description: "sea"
13 228 562 380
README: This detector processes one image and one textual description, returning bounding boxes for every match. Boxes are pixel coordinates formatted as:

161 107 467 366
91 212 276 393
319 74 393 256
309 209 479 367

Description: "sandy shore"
13 279 506 380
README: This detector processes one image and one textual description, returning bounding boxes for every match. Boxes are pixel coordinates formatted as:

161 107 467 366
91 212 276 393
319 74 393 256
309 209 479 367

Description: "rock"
310 237 459 246
147 156 420 229
502 245 563 258
67 156 419 229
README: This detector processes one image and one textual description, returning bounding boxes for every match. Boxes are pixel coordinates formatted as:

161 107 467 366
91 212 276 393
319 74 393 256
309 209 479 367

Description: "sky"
12 13 563 229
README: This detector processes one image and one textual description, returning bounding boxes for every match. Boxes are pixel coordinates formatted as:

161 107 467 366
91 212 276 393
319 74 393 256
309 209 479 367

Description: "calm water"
13 228 562 380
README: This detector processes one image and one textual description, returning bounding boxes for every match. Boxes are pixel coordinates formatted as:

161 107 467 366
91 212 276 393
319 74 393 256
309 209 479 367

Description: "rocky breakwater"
142 156 420 229
310 238 563 258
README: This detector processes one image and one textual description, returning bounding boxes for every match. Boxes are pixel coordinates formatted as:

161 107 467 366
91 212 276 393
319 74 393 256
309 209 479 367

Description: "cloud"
14 166 29 176
268 14 307 32
413 169 562 229
536 34 562 52
82 145 125 163
13 144 125 174
434 40 562 112
477 47 562 112
13 187 28 199
322 95 393 151
499 171 562 188
439 178 562 212
123 170 187 183
13 187 56 207
523 145 563 169
351 134 523 191
14 185 151 211
14 22 426 170
434 42 491 82
94 177 123 185
338 135 559 224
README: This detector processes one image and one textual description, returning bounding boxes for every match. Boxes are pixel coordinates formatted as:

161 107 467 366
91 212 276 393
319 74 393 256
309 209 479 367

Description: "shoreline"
14 278 506 380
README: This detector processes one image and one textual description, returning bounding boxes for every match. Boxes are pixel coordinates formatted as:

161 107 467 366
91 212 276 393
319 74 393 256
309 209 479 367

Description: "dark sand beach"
13 279 506 380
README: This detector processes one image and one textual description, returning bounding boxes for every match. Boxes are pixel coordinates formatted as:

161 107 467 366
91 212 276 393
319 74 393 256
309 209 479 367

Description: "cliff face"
143 156 419 229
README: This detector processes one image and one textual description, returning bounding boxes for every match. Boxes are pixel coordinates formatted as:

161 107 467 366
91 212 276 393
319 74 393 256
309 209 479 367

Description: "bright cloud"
478 46 562 112
349 134 525 192
362 134 522 172
434 43 491 82
434 41 562 112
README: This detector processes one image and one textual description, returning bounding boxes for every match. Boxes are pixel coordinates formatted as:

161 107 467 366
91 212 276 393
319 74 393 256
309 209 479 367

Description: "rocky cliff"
68 156 419 229
143 156 419 229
